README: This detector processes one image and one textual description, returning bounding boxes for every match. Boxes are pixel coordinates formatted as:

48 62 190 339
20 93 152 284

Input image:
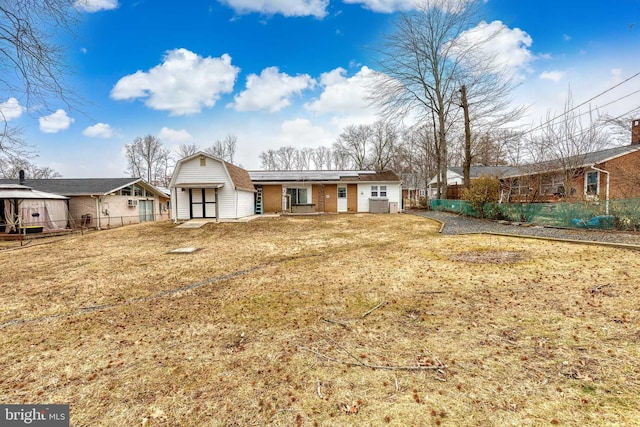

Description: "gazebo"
0 184 70 234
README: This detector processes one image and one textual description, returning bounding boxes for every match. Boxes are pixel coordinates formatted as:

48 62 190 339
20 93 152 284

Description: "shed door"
190 188 216 218
337 186 347 212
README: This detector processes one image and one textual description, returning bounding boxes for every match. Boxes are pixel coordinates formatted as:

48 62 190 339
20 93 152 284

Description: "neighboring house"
401 172 427 207
0 176 171 230
428 143 640 203
248 170 403 214
169 152 256 221
427 166 511 199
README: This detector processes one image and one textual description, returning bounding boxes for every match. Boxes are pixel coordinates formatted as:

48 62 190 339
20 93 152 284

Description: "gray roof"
0 178 162 196
448 166 515 179
446 144 640 180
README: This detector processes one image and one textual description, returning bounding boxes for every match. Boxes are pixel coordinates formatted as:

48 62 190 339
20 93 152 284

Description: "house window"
379 185 387 197
133 185 144 197
371 186 378 197
200 156 206 167
337 187 347 198
287 188 308 204
586 171 599 195
121 186 132 196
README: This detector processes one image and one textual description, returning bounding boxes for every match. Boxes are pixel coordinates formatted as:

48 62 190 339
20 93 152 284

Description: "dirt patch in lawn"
0 214 639 426
449 250 527 264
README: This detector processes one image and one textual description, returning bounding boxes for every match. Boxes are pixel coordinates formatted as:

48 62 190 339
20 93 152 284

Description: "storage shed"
170 153 256 221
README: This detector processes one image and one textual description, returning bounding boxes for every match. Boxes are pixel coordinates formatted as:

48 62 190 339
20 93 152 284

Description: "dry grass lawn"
0 214 639 426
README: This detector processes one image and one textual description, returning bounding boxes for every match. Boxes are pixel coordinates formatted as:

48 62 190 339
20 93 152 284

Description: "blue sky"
2 0 640 176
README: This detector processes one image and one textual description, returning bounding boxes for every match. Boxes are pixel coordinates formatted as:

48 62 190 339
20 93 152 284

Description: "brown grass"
0 214 639 426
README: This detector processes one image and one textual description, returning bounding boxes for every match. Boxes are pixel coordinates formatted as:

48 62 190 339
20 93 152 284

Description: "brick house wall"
262 185 283 213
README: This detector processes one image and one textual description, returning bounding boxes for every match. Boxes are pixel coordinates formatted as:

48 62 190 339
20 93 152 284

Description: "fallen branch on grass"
298 346 447 371
362 301 386 318
590 284 611 294
321 317 349 328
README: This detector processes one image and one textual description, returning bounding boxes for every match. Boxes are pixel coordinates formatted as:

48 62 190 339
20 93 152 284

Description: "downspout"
90 195 101 230
590 165 610 215
172 187 178 223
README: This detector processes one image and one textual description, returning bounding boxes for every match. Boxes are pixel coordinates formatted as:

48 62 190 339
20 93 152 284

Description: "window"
371 185 378 197
121 186 132 196
287 188 307 204
380 185 387 197
200 156 206 166
337 187 346 198
586 171 599 195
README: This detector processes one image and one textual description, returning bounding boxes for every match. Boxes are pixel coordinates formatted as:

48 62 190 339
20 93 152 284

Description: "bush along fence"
429 198 640 231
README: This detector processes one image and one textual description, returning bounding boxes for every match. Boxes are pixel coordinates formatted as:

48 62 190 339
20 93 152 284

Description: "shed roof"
170 152 255 192
225 161 255 192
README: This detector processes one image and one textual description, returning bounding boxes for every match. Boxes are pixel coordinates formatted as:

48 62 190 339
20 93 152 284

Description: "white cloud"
83 123 115 138
342 0 423 13
39 110 74 133
158 127 194 144
0 98 25 121
74 0 118 12
304 66 379 124
219 0 329 17
230 67 314 112
278 118 333 147
111 48 240 116
453 20 533 77
539 70 565 82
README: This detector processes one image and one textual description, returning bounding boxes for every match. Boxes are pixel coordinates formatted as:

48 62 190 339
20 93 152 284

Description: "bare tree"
0 1 78 170
295 147 314 170
524 91 608 200
205 134 237 164
371 0 480 198
312 146 332 170
275 146 296 170
125 135 171 185
176 143 200 159
0 1 77 110
259 149 277 170
333 124 371 169
369 120 400 171
0 156 61 179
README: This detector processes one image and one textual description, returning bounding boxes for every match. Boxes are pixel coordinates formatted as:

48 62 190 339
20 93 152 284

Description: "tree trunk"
461 85 472 189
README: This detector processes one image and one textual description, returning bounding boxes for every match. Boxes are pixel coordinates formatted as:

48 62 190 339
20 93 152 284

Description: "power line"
522 70 640 136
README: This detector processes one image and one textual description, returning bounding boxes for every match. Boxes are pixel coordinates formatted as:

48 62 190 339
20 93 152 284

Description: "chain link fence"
429 198 640 231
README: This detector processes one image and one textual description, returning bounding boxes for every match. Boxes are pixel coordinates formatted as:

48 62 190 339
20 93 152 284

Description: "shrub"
462 175 501 218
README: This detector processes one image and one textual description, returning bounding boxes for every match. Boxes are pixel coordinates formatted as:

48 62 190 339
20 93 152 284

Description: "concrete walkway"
175 214 280 228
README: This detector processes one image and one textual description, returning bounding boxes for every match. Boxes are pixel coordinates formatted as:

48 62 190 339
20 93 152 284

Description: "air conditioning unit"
127 199 138 207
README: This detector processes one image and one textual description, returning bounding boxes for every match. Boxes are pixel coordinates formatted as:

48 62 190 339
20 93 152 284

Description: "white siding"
236 190 256 218
356 183 402 213
171 156 254 220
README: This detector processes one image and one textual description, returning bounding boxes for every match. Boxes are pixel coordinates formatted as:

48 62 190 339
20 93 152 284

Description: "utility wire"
522 71 640 136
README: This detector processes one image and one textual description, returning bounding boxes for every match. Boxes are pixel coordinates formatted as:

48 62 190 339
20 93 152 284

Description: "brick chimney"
633 119 640 145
